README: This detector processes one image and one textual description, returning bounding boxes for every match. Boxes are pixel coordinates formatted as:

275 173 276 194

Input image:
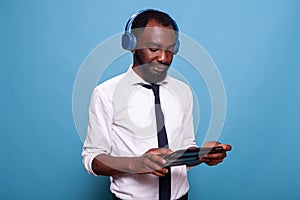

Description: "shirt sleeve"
181 86 198 149
81 86 113 175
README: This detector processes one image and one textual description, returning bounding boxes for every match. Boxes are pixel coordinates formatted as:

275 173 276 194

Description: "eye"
167 46 175 53
149 48 159 52
166 49 173 54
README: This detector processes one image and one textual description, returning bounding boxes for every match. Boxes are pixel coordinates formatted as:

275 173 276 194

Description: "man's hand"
199 141 232 166
129 148 173 177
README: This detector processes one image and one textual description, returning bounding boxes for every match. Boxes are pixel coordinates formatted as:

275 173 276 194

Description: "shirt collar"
126 65 169 86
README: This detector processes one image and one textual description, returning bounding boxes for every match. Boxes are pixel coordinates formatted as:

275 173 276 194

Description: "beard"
139 63 169 83
135 51 170 84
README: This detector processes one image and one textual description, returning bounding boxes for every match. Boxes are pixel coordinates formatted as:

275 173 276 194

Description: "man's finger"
148 148 173 155
221 144 232 151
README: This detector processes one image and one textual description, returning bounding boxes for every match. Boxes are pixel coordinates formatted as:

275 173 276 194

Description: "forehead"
135 20 177 47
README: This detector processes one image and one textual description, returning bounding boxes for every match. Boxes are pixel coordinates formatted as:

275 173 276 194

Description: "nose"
157 49 171 64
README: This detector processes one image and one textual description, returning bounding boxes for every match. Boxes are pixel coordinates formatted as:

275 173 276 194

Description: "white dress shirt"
82 66 197 200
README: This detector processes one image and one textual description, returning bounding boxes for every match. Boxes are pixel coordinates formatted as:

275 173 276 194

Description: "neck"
132 62 145 81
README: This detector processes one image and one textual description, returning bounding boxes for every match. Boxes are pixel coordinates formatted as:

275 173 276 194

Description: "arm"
181 85 197 149
92 148 172 177
82 87 171 177
180 86 231 166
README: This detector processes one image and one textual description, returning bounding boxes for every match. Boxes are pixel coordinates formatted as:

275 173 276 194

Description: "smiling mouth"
152 64 168 73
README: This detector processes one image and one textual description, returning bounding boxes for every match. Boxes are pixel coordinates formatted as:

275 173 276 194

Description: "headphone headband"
124 9 148 32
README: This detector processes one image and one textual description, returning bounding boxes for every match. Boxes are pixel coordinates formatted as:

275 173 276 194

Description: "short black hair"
131 9 179 32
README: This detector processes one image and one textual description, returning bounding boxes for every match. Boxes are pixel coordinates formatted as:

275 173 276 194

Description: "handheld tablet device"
163 146 223 167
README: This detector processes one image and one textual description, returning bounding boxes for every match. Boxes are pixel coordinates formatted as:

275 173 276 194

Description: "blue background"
1 0 299 199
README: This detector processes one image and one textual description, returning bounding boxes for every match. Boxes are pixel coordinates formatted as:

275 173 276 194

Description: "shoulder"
92 73 127 101
94 73 125 92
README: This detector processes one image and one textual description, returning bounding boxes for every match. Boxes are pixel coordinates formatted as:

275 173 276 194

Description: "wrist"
127 157 138 173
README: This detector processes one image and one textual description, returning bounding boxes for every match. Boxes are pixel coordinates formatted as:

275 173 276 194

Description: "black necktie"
142 84 171 200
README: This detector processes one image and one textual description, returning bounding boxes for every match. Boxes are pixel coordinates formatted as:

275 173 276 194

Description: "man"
82 9 231 200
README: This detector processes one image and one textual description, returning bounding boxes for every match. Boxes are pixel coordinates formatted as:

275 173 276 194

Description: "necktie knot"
142 84 159 96
150 84 159 97
142 84 160 104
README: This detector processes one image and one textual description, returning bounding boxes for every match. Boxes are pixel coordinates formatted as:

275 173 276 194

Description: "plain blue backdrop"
1 0 299 199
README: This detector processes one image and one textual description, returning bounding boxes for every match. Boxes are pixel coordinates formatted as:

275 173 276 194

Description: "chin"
145 73 167 83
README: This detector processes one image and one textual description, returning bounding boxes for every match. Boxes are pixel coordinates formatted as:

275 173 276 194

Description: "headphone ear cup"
121 32 137 51
173 39 180 54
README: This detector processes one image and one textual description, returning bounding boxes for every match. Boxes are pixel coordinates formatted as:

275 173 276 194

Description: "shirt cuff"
82 150 102 176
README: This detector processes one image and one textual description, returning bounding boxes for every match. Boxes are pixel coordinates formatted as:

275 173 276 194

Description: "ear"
131 49 136 54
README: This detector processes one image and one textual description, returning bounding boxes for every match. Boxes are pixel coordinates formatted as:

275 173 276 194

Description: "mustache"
135 62 170 71
149 63 170 69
